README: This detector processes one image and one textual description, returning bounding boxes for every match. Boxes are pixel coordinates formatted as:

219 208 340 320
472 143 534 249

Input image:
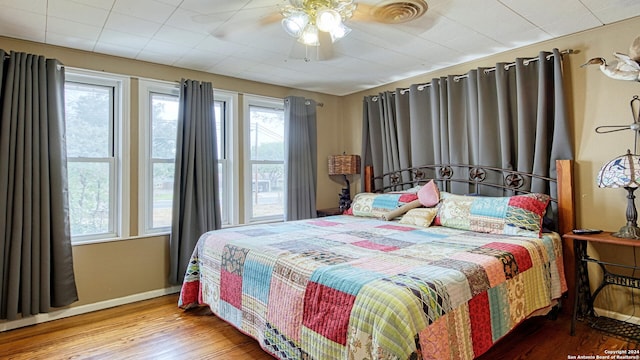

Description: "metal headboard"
370 163 558 203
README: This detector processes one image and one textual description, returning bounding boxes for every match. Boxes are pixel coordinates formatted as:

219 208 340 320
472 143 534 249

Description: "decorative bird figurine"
582 34 640 81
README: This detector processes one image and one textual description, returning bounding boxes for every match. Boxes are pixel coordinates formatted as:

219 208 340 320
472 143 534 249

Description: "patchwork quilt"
179 215 566 360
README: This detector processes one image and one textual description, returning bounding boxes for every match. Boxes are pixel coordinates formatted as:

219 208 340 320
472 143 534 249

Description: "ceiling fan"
194 0 429 61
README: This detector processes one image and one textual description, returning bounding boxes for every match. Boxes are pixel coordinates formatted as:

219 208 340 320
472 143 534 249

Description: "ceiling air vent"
371 0 429 24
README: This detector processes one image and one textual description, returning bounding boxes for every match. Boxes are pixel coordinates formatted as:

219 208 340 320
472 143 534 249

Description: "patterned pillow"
399 207 438 227
350 192 419 218
436 193 550 238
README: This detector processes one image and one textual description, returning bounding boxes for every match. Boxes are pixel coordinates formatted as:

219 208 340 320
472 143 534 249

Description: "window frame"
138 80 239 235
243 95 285 224
138 78 180 235
215 90 239 226
65 68 130 245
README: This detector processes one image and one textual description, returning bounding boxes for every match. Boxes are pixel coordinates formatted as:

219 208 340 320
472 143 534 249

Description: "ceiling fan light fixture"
299 24 320 46
329 23 351 42
282 10 309 37
316 8 342 32
280 0 356 47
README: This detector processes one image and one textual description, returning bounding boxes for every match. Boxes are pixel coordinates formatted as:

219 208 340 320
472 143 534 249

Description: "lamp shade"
282 11 309 37
597 150 640 188
328 155 361 175
316 8 342 32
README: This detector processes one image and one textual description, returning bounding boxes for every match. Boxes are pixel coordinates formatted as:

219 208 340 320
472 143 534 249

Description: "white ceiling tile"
69 0 116 10
207 9 283 44
501 0 602 36
244 0 281 9
153 25 208 47
580 0 640 23
195 35 249 56
155 0 182 6
174 47 227 67
104 12 162 38
206 55 254 75
163 8 214 34
48 0 110 27
45 31 97 51
0 6 46 42
438 1 544 43
136 48 183 66
499 27 553 49
0 0 47 14
47 17 102 41
417 15 499 50
178 0 252 15
98 28 150 48
188 9 238 30
112 0 176 23
141 38 191 60
539 13 603 38
94 41 140 58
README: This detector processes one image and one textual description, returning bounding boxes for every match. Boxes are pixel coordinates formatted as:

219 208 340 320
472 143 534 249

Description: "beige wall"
342 16 640 316
2 15 640 317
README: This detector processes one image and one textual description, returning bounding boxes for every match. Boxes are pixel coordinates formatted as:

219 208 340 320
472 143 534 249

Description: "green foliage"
67 162 110 236
65 84 112 236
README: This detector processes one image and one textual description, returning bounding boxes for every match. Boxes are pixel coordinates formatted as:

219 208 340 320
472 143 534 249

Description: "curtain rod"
2 52 66 69
171 85 325 107
283 97 324 107
369 48 575 98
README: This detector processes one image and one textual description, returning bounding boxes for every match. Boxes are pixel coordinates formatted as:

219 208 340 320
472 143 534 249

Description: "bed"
179 160 575 360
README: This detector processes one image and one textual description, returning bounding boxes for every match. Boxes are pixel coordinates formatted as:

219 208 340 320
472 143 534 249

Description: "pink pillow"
417 180 440 207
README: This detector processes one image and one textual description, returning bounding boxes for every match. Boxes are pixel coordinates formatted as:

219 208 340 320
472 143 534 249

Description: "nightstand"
562 231 640 341
317 207 344 217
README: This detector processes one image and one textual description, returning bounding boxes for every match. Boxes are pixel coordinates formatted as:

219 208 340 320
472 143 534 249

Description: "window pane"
218 160 227 224
151 93 179 159
249 106 284 161
65 82 111 158
68 162 111 236
152 162 174 228
251 163 284 218
214 101 223 159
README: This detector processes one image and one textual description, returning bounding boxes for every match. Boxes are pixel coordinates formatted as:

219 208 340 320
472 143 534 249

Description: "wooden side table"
317 207 344 217
562 231 640 341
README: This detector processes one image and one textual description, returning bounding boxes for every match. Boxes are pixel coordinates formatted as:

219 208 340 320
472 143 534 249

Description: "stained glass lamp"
597 150 640 239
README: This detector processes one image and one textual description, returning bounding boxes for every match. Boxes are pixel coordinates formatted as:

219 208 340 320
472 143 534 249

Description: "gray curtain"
284 96 317 221
169 79 221 285
362 48 573 204
0 50 78 320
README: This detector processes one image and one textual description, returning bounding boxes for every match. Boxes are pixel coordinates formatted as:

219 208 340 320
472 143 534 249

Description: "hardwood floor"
0 294 637 360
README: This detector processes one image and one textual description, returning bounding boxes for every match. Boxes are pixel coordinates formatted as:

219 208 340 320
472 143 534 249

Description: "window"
147 87 179 232
65 69 129 243
214 91 237 226
244 96 285 223
139 80 236 234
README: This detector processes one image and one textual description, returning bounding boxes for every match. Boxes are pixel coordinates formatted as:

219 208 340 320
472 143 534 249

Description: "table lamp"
597 149 640 239
328 154 360 212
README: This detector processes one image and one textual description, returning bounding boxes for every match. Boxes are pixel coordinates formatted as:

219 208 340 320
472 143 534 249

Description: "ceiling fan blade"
191 11 233 25
193 9 281 39
630 34 640 62
317 32 334 60
351 3 377 22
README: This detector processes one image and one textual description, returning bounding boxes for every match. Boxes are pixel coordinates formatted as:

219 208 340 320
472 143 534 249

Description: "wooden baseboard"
0 285 181 332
